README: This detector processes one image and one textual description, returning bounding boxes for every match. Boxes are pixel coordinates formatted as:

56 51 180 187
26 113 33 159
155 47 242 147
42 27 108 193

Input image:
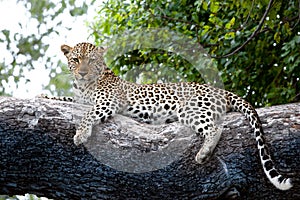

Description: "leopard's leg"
194 124 222 164
178 108 223 164
74 103 116 145
178 94 226 164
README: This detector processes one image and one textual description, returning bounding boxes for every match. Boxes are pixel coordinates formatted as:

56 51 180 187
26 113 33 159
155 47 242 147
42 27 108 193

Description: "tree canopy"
0 0 299 106
90 0 300 106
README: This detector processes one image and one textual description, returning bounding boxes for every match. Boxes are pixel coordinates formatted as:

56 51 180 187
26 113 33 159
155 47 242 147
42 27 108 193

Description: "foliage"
1 0 299 106
0 0 93 96
90 0 300 106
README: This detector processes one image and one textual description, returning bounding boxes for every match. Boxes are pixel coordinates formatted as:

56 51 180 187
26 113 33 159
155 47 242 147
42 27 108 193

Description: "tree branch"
0 97 299 199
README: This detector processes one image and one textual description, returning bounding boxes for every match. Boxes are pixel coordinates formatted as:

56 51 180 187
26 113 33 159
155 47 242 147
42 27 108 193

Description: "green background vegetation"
0 0 299 106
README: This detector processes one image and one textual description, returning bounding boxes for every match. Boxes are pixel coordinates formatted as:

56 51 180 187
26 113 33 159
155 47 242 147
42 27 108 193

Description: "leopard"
44 42 292 190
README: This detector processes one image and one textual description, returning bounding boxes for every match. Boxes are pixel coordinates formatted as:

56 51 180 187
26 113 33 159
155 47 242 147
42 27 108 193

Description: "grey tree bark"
0 96 299 200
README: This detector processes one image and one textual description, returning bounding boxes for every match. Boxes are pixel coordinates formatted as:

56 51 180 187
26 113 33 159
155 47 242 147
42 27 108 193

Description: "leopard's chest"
73 81 96 104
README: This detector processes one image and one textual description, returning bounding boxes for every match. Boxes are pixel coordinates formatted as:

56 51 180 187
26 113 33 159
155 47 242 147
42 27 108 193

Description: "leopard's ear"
61 44 73 58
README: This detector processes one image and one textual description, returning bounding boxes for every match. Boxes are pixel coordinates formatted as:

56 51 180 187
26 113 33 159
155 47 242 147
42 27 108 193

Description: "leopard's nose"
78 71 88 77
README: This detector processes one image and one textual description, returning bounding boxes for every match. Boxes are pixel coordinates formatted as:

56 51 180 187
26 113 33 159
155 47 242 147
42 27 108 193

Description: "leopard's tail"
227 92 293 190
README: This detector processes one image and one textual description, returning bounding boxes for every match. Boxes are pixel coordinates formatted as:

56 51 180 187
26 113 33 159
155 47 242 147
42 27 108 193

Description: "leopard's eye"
72 58 79 63
88 58 96 64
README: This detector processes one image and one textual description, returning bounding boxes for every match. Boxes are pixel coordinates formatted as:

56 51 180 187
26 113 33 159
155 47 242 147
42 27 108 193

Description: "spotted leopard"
46 42 292 190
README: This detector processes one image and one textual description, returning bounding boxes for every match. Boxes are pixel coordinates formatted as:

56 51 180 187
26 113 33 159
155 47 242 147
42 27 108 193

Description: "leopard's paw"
195 146 213 164
73 127 92 146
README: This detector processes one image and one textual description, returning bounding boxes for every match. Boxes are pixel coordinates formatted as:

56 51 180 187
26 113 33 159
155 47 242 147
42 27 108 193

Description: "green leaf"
274 32 281 43
224 32 235 39
202 1 208 11
225 17 235 29
210 1 220 13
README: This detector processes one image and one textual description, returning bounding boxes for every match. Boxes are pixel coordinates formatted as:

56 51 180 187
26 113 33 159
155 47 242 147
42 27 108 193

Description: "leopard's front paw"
195 147 213 164
73 127 92 146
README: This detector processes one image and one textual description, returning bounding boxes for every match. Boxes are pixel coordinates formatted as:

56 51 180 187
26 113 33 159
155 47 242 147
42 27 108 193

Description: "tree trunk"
0 96 299 200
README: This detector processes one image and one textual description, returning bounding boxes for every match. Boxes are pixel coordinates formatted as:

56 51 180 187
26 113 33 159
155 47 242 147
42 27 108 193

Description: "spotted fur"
54 42 292 190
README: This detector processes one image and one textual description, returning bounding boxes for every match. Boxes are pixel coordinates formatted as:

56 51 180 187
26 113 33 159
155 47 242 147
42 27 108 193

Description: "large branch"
0 96 299 199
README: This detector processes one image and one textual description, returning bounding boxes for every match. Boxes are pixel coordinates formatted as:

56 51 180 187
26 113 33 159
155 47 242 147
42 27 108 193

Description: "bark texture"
0 96 299 200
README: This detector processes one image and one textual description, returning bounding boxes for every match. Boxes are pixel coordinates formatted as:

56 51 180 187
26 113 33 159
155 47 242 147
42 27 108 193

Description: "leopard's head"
61 42 107 81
